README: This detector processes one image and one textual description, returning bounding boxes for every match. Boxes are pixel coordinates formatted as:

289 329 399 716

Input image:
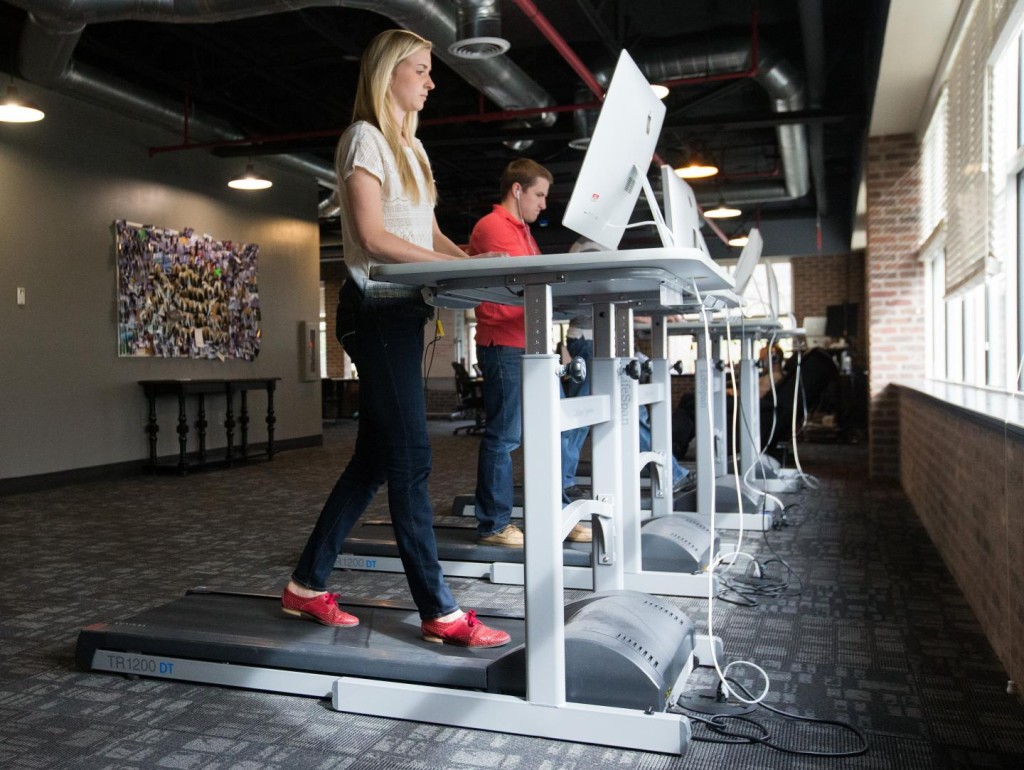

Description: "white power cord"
690 278 772 706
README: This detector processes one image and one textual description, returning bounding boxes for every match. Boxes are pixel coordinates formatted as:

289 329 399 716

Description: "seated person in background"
469 159 593 546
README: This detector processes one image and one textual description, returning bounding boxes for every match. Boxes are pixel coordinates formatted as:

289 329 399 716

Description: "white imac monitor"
562 50 667 250
732 227 763 297
766 259 780 319
661 165 710 255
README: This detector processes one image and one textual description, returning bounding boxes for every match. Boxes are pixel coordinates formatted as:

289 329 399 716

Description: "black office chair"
451 361 486 436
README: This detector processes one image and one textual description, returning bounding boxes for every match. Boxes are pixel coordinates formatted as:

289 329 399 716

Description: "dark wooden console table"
140 378 279 474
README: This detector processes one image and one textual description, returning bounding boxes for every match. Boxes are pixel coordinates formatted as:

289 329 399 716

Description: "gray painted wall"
0 82 322 480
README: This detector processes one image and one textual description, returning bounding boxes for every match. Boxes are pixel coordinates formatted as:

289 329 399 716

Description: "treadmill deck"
77 589 523 690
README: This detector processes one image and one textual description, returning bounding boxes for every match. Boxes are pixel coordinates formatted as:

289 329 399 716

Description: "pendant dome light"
0 81 45 123
228 162 272 191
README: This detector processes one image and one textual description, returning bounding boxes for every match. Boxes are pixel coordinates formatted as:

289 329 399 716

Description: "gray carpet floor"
2 419 1023 769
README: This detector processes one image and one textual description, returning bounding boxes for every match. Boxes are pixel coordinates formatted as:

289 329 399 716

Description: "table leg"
266 381 276 460
239 391 250 459
224 387 235 466
176 393 189 475
196 395 208 463
145 392 159 472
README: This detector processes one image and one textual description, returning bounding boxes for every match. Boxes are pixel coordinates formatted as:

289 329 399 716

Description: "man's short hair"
500 158 553 199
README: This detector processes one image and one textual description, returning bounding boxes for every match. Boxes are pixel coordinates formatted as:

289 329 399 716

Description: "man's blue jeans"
561 336 688 498
561 336 593 501
639 405 689 485
292 292 457 620
474 343 523 537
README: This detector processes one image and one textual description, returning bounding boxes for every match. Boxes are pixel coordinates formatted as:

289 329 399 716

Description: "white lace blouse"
335 121 435 299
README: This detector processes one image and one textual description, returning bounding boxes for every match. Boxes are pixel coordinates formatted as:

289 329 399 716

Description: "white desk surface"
370 247 733 310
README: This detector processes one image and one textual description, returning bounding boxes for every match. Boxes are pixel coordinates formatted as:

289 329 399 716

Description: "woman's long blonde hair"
349 29 437 205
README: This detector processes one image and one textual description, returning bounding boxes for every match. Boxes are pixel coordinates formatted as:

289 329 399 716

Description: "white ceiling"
851 0 962 249
870 0 963 137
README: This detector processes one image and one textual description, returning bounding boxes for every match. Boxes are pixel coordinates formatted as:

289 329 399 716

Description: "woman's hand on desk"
467 251 510 259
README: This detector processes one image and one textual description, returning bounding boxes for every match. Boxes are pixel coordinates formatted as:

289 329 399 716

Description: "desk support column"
614 305 642 577
738 335 759 479
590 303 625 593
521 283 565 709
649 317 674 518
711 336 727 478
695 333 713 516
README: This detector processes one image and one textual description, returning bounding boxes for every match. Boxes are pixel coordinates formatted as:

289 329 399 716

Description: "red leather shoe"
281 588 359 627
421 610 510 648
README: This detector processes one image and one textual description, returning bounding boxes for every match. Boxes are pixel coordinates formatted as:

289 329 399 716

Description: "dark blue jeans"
474 343 522 536
561 336 593 501
560 337 688 497
639 405 689 483
292 291 457 620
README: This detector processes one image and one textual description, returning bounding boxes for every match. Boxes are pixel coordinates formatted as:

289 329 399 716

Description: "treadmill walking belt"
76 589 522 690
342 515 592 567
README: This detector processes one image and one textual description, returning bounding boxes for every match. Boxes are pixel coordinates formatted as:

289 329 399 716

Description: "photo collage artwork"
116 220 261 360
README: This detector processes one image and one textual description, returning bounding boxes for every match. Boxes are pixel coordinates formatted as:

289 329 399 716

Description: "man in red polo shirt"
469 159 589 546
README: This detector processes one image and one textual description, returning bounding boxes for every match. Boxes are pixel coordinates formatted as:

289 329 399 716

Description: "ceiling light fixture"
650 83 670 100
727 233 749 247
228 162 272 191
703 201 742 219
675 161 719 179
0 82 45 123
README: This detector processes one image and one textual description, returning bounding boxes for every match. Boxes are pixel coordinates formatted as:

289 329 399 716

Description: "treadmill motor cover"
487 590 696 712
639 514 719 573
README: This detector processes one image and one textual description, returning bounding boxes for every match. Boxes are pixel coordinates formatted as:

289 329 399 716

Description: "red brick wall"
900 389 1024 690
865 135 926 478
792 252 867 369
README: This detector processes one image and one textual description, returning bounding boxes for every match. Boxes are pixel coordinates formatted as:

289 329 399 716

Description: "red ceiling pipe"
510 0 605 100
150 101 605 155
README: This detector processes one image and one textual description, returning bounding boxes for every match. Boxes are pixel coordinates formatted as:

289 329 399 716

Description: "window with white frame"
920 89 949 382
920 91 947 245
926 248 946 380
666 260 793 374
318 282 328 378
991 5 1024 392
930 3 1024 391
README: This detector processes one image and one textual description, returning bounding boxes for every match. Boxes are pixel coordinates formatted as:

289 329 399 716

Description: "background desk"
139 378 279 474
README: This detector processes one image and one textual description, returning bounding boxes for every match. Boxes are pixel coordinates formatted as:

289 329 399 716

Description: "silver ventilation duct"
449 0 509 60
10 0 556 187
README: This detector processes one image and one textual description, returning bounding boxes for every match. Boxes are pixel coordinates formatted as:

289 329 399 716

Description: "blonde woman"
282 29 509 648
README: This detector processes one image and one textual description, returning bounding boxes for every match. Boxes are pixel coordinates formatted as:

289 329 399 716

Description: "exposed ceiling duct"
9 0 556 188
449 0 509 60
